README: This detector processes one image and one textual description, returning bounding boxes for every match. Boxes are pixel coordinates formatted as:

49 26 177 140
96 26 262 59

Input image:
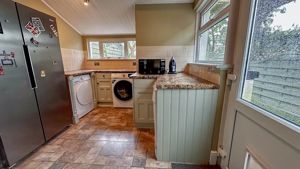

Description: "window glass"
244 152 264 169
198 17 229 62
127 41 136 58
89 41 100 59
103 42 125 58
241 0 300 126
201 0 230 26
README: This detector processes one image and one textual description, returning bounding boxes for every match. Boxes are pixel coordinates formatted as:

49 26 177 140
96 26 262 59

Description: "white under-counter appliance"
70 74 94 122
111 73 133 108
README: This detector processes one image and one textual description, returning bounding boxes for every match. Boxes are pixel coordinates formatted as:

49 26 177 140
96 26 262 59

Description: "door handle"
23 45 37 89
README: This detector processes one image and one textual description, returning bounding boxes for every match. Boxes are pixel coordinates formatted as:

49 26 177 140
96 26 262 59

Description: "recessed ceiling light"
84 0 89 6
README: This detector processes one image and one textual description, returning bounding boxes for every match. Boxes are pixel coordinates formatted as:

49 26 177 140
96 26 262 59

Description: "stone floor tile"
92 156 111 165
48 162 66 169
14 161 41 169
133 150 147 158
88 165 105 169
145 159 171 169
101 166 119 169
14 108 170 169
74 147 101 164
32 152 64 162
132 157 146 167
105 156 133 166
63 163 92 169
38 145 65 154
57 151 81 163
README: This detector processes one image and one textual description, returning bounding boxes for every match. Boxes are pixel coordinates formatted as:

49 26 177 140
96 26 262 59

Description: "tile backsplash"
184 63 221 85
137 46 194 72
84 59 136 71
61 48 85 71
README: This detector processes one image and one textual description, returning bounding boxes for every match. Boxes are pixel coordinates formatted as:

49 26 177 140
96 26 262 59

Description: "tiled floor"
15 107 171 169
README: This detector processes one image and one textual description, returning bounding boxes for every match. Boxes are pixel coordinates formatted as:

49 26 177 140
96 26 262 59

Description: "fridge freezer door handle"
0 136 9 168
23 45 37 89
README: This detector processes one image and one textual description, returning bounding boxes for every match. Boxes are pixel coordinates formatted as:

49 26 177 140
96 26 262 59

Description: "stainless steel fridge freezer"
0 0 72 167
16 3 73 141
0 0 45 167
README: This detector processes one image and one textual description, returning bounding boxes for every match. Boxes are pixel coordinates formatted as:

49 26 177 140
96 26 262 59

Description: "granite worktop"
129 73 163 79
155 73 219 89
130 73 219 89
65 69 136 76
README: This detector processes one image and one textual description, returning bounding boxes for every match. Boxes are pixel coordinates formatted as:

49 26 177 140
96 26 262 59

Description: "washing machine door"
76 80 93 106
113 80 133 101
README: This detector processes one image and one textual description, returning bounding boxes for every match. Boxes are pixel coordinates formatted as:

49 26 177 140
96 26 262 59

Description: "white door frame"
220 0 300 168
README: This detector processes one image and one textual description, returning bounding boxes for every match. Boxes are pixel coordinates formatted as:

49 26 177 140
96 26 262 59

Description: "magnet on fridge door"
1 59 13 66
49 24 58 37
31 17 45 32
0 50 14 58
25 21 40 37
0 51 17 67
30 38 39 47
40 70 46 78
0 66 4 76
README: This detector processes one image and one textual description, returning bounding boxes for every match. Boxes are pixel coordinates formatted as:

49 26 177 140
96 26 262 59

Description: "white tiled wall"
137 46 194 72
61 48 85 71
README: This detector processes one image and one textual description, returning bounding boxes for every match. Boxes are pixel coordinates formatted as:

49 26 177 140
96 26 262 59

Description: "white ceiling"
42 0 194 35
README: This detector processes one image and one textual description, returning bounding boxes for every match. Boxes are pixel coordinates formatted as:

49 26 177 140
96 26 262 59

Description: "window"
127 41 136 58
89 41 100 59
241 0 300 126
88 39 136 59
196 0 230 62
103 42 125 58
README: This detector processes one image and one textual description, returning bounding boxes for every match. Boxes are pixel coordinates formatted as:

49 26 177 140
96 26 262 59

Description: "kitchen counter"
65 69 136 76
129 73 163 79
156 73 219 89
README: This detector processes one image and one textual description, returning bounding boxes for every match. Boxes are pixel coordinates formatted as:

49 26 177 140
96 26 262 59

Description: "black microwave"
138 59 165 74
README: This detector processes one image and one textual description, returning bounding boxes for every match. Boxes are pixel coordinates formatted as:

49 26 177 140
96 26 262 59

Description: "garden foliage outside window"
88 39 136 59
196 0 230 62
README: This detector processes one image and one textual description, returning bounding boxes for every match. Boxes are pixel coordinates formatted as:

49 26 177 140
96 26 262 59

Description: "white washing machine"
71 74 94 121
111 73 133 108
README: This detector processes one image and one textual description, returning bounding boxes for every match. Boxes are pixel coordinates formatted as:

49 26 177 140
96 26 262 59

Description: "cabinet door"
97 85 113 103
96 80 113 103
135 99 153 123
104 86 113 102
97 85 106 102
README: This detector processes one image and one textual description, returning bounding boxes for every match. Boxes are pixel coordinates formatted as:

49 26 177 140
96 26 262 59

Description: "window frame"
195 0 231 63
87 38 136 60
238 0 300 130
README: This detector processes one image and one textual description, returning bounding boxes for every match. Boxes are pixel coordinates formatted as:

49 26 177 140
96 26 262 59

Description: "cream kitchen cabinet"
133 79 156 128
95 73 113 106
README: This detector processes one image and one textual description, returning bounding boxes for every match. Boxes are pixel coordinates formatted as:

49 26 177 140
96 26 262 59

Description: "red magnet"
0 66 4 76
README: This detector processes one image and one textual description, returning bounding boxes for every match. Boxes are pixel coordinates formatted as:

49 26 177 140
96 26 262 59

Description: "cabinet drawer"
96 81 112 87
134 89 153 101
96 73 111 80
134 79 155 89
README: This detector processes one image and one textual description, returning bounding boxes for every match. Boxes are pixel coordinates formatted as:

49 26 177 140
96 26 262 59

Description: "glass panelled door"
221 0 300 169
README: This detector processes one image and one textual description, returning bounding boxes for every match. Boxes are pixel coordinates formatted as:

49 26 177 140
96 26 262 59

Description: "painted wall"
135 3 196 71
82 35 136 70
14 0 84 71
